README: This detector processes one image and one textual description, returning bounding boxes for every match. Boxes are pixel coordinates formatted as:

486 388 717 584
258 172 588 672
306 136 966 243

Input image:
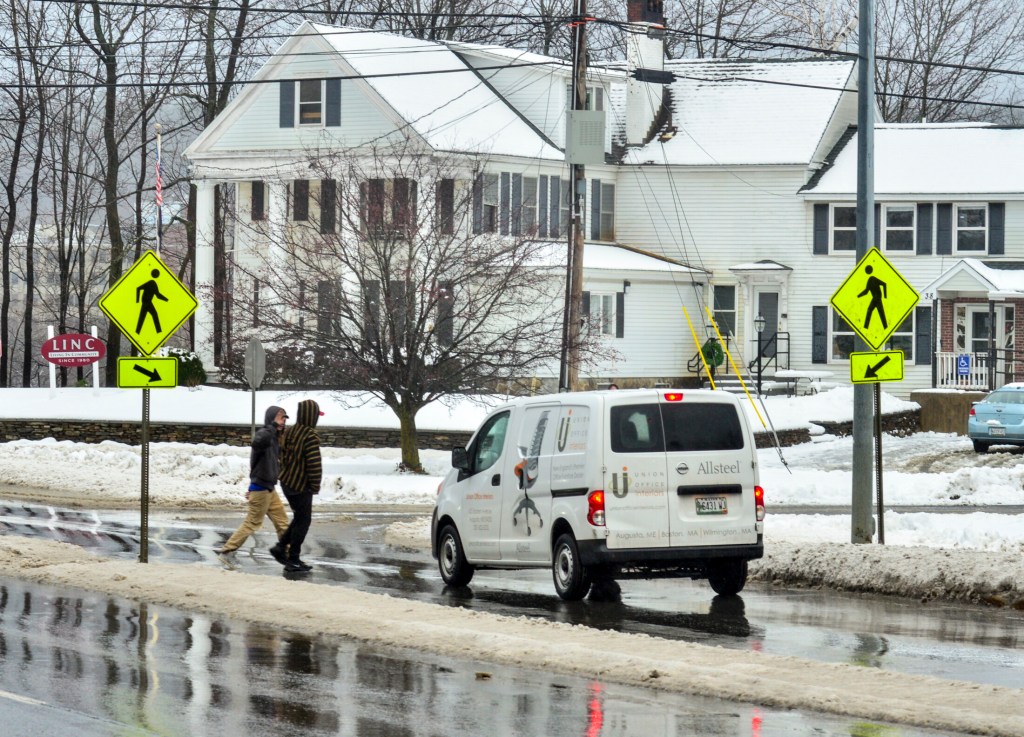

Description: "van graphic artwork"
511 410 548 536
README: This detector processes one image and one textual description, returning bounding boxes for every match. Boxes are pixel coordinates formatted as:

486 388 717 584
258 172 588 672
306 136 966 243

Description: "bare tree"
229 147 567 471
875 0 1024 123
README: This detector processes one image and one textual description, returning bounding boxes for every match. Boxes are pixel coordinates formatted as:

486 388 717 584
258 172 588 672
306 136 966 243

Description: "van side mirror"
452 446 470 472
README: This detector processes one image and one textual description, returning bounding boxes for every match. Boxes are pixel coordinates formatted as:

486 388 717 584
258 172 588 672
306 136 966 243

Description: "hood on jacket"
295 399 320 428
263 405 285 427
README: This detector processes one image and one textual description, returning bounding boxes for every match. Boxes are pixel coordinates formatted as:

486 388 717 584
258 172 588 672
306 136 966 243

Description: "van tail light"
663 392 683 402
588 490 606 526
754 485 765 521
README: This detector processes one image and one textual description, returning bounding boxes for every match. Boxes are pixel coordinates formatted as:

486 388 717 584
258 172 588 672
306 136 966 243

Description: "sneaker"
216 550 238 570
269 545 287 565
284 560 312 572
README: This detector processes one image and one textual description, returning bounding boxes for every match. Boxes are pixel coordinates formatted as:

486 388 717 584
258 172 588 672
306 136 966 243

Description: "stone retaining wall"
2 411 922 451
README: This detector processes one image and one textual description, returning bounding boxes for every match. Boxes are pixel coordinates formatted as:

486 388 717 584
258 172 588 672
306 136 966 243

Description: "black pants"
279 487 313 561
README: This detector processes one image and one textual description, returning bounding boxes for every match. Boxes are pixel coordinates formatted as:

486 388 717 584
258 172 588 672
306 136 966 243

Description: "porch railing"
935 350 1023 391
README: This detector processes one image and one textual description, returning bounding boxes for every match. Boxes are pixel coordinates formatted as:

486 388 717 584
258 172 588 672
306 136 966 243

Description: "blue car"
967 383 1024 453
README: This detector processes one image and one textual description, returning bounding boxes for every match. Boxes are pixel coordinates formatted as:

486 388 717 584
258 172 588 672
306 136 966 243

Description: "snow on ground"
2 386 1024 733
1 385 1023 606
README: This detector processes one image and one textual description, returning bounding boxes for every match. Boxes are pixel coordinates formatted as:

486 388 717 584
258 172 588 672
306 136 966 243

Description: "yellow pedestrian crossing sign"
830 248 919 351
117 356 178 388
99 251 198 356
850 350 904 384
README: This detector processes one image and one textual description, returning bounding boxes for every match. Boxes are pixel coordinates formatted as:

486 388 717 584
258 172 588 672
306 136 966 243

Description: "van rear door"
661 394 759 548
603 399 671 549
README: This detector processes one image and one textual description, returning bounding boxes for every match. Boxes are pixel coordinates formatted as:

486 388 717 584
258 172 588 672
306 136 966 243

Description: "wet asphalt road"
0 500 1022 693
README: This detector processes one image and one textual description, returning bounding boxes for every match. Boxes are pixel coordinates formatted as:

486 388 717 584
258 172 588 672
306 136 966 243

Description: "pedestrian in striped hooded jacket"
272 399 323 572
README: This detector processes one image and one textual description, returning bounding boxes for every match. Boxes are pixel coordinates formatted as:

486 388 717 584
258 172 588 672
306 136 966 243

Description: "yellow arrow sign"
830 248 919 351
117 356 178 388
850 350 904 384
99 251 198 356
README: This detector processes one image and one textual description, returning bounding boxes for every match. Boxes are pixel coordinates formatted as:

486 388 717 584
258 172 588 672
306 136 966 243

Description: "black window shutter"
251 181 265 221
325 78 341 126
317 280 339 337
989 203 1005 255
538 176 549 238
581 291 590 319
293 179 309 221
813 204 828 254
511 174 522 236
812 306 827 364
590 179 601 240
279 80 294 128
389 279 408 342
472 174 483 234
916 203 932 255
499 172 510 235
915 305 932 365
615 291 624 338
936 203 952 255
436 281 454 347
320 179 336 234
874 203 881 249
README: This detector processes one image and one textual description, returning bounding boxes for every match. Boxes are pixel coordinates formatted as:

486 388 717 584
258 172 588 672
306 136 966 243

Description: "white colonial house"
184 0 1024 397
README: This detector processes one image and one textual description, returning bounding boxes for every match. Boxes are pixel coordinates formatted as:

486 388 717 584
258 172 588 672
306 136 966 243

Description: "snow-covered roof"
804 123 1024 197
309 24 564 160
584 243 704 275
623 58 856 166
923 258 1024 297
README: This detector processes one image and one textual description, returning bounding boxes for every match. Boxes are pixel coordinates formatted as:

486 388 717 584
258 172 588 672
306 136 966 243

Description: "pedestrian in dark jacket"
272 399 323 572
217 405 290 569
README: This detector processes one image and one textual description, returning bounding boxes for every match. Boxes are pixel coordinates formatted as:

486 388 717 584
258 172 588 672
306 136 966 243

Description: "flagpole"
155 123 163 256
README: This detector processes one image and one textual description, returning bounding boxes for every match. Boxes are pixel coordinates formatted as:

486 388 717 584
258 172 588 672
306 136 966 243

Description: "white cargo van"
431 389 765 600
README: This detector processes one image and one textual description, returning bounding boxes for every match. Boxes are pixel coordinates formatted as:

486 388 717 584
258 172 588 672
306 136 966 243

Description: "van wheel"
972 439 990 453
438 524 475 587
707 559 748 596
552 533 591 601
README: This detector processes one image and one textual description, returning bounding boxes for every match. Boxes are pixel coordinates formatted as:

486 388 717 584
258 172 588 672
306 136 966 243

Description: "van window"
610 403 744 453
662 404 744 451
471 411 509 473
610 405 663 453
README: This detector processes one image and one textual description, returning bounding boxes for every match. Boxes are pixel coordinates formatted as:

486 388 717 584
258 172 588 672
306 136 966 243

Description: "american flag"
155 150 163 208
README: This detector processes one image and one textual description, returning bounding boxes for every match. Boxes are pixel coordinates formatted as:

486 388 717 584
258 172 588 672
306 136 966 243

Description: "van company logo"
698 460 741 474
611 468 630 498
556 413 570 451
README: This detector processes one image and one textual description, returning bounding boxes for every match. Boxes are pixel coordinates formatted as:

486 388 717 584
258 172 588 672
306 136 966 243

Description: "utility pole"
560 0 588 392
852 0 876 543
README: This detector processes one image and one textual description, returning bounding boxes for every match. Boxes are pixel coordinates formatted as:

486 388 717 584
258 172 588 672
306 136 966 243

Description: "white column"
195 180 217 371
267 180 288 267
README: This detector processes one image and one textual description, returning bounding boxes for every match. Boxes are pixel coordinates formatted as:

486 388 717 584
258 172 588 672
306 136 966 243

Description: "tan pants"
222 489 289 552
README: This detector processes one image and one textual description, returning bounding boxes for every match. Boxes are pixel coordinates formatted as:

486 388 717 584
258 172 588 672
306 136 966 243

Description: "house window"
956 204 987 252
436 178 455 235
566 84 604 111
594 181 614 241
885 313 915 360
831 205 856 251
589 292 616 336
831 310 855 360
298 79 323 125
712 285 736 337
360 178 417 237
293 179 309 221
481 174 499 233
251 181 265 221
883 205 914 252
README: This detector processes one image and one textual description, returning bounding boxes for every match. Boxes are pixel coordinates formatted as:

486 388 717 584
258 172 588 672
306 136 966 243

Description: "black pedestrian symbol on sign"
857 265 887 330
136 268 169 334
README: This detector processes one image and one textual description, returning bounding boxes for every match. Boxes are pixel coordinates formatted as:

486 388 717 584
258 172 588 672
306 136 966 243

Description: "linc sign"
40 333 107 367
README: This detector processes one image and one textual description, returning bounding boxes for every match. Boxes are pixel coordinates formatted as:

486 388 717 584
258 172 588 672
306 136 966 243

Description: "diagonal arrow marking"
133 364 162 383
864 355 891 379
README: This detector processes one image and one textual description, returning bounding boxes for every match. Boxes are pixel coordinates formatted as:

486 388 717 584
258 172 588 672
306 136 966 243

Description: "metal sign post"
245 337 267 438
140 388 150 563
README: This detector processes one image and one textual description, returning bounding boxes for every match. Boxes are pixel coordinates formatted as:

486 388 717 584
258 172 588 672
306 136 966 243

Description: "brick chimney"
625 1 667 145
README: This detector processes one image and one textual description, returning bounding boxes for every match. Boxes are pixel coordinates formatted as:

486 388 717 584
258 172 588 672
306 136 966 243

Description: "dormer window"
298 80 323 125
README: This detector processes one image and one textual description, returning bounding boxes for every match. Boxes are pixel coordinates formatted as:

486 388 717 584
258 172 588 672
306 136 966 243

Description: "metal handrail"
746 332 790 373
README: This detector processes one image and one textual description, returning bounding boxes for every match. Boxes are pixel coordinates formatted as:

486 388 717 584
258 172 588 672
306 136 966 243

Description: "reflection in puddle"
0 580 957 737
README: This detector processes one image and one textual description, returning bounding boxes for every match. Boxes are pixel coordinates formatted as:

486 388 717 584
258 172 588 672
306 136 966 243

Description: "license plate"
695 496 727 515
990 427 1006 436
